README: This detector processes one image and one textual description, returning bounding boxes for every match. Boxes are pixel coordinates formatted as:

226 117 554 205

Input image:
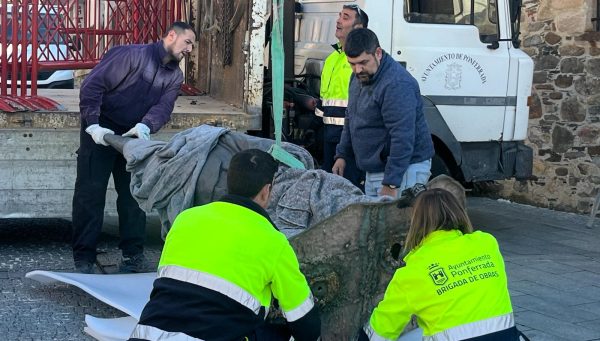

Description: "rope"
201 0 219 33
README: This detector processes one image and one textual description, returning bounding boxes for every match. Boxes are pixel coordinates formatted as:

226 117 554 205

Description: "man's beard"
357 73 372 84
166 45 183 62
170 51 183 62
357 58 379 85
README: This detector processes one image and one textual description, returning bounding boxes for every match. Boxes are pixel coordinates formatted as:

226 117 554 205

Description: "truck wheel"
431 153 451 178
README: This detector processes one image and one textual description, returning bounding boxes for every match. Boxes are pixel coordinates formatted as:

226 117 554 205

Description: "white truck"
0 0 533 218
294 0 533 182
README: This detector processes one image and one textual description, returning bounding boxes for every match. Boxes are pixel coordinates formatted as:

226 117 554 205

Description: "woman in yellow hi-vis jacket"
359 188 521 341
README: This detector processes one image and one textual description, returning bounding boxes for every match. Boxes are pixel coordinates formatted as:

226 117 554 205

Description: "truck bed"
0 89 261 218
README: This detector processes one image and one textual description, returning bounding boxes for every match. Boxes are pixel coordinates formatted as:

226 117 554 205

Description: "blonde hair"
404 188 472 252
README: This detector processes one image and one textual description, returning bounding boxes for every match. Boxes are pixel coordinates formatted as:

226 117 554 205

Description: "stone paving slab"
577 320 600 334
557 259 600 274
509 259 583 275
512 294 600 323
509 280 595 306
514 310 600 340
469 197 600 341
514 328 572 341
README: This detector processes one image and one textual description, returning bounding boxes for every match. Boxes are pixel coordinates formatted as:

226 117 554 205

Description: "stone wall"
500 0 600 213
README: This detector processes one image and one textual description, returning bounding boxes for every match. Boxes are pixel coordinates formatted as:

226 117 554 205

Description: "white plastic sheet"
84 315 138 341
26 271 155 340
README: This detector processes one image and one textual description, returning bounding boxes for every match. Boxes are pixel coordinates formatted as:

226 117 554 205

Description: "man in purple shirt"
72 22 196 274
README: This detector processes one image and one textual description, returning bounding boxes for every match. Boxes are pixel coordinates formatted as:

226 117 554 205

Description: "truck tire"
431 153 451 178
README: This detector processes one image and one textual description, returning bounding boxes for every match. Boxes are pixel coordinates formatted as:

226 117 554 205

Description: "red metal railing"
0 0 186 111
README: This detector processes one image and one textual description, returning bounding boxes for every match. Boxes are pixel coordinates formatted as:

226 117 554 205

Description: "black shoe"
74 260 95 274
119 254 150 273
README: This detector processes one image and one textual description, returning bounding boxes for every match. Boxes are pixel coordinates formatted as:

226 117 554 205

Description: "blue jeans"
364 159 432 197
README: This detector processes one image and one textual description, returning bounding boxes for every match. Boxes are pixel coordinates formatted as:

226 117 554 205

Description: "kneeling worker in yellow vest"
359 188 520 341
129 149 321 341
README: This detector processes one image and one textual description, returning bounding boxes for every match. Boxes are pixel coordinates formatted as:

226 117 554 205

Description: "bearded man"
72 22 196 273
332 28 434 198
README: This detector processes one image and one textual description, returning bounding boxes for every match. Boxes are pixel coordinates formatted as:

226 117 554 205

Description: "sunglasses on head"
345 4 364 18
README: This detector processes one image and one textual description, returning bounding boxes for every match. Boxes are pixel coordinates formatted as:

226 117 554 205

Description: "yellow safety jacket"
364 230 514 341
317 43 353 126
131 195 319 341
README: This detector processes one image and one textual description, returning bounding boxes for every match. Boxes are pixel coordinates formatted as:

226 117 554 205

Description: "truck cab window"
404 0 499 44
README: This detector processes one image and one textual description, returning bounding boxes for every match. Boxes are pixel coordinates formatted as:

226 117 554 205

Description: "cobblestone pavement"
1 198 599 340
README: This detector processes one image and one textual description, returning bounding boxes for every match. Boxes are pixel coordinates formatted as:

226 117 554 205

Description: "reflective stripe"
130 324 204 341
322 99 348 107
323 116 345 125
315 107 345 125
363 322 395 341
158 265 263 315
282 293 315 322
424 313 515 341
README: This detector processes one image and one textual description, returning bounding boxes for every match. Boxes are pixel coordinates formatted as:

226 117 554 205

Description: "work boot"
119 254 150 273
74 260 95 274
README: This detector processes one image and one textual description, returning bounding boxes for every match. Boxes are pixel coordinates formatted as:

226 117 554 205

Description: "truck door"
392 0 510 143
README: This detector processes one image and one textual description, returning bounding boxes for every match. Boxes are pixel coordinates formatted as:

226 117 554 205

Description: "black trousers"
249 323 292 341
71 125 146 263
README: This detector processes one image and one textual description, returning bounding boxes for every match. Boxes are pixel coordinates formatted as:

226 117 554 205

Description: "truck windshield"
404 0 500 44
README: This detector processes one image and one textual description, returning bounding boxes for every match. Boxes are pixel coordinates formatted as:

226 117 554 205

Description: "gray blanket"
268 168 386 237
123 125 387 237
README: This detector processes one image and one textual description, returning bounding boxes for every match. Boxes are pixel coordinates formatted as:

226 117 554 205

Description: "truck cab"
294 0 533 181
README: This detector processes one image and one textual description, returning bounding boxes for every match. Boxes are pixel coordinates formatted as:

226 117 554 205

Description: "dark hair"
344 28 380 58
164 21 196 37
343 4 369 28
227 149 279 198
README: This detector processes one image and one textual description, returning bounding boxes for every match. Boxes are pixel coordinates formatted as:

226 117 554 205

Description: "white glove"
122 123 150 140
85 124 114 146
